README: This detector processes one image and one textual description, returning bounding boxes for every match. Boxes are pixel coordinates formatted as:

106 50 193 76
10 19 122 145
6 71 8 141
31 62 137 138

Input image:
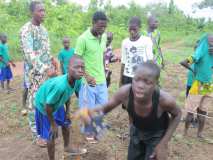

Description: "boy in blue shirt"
0 34 16 93
35 55 87 160
58 37 75 74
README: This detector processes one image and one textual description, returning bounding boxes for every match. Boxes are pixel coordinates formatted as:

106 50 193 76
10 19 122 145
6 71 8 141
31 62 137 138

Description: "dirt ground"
0 53 213 160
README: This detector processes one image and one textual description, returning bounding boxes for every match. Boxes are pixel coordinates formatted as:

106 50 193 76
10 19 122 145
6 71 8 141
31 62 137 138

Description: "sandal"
86 136 98 144
36 137 47 148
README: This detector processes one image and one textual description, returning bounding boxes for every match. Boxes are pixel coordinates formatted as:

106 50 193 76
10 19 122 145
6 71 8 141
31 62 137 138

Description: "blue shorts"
0 66 13 81
35 106 71 141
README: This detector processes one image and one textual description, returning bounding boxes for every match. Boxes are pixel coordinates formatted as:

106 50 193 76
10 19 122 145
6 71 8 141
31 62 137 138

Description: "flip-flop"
86 137 98 144
36 138 47 148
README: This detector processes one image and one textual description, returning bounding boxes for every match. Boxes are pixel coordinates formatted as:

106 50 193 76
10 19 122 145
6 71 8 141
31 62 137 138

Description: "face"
128 24 140 40
93 20 107 36
32 3 45 24
68 58 85 80
1 36 7 44
63 38 70 49
208 35 213 55
132 67 157 100
149 18 158 30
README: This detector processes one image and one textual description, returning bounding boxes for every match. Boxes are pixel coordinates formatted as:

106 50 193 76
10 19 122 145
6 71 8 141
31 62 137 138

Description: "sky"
69 0 213 20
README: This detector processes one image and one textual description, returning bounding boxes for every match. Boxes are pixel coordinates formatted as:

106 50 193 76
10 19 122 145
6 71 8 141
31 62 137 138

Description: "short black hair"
29 1 42 13
129 16 141 27
135 61 160 80
0 33 7 40
92 11 107 23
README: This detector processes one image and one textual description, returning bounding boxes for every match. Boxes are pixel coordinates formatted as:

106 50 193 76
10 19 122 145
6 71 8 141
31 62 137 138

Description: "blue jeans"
79 83 108 136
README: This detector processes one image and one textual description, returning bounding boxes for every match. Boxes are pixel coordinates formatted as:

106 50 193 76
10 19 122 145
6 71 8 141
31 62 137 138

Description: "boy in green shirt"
58 37 75 74
0 34 16 93
35 55 86 160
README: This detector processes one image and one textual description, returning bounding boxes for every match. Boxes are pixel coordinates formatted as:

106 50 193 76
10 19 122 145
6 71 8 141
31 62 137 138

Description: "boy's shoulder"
159 89 176 108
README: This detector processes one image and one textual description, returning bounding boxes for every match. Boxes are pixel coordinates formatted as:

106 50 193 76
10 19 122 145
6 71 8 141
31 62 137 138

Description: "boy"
120 16 153 108
181 34 213 138
143 15 164 68
35 55 86 160
0 34 16 93
58 37 75 74
78 61 182 160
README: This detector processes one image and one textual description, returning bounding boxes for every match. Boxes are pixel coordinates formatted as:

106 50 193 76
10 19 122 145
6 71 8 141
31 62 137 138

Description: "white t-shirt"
121 35 154 78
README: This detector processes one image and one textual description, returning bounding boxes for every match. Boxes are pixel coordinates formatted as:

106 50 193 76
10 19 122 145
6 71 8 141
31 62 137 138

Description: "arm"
119 64 125 87
46 104 58 139
180 59 195 74
151 91 182 160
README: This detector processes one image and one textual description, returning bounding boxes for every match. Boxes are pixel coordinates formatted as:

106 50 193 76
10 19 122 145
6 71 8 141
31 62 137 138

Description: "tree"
197 0 213 9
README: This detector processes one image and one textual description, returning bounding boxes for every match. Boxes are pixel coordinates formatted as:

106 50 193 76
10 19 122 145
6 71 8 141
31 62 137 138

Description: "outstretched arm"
180 59 195 74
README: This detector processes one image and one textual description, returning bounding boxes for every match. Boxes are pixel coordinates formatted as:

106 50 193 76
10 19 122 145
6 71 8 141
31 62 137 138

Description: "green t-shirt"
0 43 10 68
75 28 107 84
58 48 75 74
35 74 81 115
192 36 213 83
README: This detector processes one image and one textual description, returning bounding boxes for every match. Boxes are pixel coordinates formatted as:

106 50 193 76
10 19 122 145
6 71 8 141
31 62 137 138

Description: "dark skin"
119 23 141 87
85 19 107 86
0 36 16 91
30 3 58 77
148 16 165 69
182 35 213 138
87 66 181 160
46 57 85 160
59 37 70 73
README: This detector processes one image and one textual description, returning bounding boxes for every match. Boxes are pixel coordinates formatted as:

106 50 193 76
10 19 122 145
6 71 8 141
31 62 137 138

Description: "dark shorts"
0 66 13 81
128 125 166 160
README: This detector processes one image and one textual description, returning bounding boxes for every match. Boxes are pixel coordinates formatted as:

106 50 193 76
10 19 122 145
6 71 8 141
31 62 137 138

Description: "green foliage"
0 0 212 60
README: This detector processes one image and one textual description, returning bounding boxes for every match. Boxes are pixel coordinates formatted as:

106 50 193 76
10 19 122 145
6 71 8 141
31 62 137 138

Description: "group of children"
1 9 212 160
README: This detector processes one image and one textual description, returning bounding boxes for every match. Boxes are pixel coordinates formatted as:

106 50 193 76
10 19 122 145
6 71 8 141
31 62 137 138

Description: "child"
104 32 118 87
0 34 16 93
181 34 213 138
58 37 75 74
143 15 164 68
120 16 153 108
78 61 182 160
35 55 87 160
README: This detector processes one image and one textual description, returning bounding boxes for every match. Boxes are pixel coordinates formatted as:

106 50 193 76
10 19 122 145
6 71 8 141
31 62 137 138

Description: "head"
30 1 45 25
92 11 108 36
208 34 213 55
68 55 85 80
106 32 113 46
148 15 158 30
128 16 141 40
63 37 70 49
0 33 7 44
132 61 160 100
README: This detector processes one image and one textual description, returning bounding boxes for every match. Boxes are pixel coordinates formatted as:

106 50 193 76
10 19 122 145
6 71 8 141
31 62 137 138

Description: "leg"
184 112 194 136
197 108 207 138
47 138 55 160
0 81 4 89
62 126 70 151
79 84 96 137
6 80 10 90
128 125 145 160
22 88 28 108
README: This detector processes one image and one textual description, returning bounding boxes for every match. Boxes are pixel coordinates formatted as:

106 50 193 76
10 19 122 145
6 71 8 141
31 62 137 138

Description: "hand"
85 75 96 86
47 68 57 77
50 123 58 140
149 143 168 160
